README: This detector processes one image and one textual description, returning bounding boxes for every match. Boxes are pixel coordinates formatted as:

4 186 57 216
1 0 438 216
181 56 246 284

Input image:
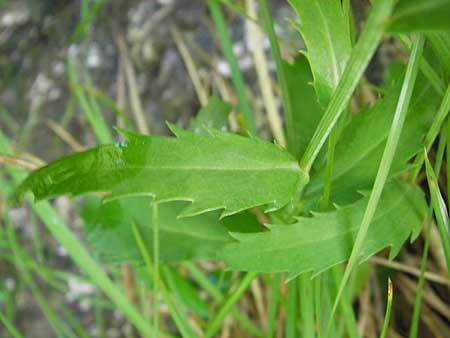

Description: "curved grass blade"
330 34 424 325
424 151 450 274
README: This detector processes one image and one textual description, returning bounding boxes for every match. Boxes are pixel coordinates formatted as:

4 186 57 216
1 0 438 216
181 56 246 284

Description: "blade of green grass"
259 0 294 153
379 278 393 338
298 274 314 338
204 272 258 338
330 34 424 326
6 217 77 338
67 57 113 144
410 134 447 338
130 221 196 338
285 280 297 338
424 151 450 274
184 263 264 337
208 0 256 134
299 0 395 174
399 35 446 96
409 212 431 338
0 311 24 338
267 274 281 338
409 83 450 181
71 0 105 42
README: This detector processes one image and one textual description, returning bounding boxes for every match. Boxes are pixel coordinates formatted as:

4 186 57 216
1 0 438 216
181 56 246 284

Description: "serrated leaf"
283 57 323 158
191 96 231 135
84 196 233 264
302 73 439 209
289 0 351 105
388 0 450 32
219 181 426 279
16 126 306 217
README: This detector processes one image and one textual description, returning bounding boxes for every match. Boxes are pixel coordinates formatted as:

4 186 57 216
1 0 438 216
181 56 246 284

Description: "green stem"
259 0 295 153
0 312 24 338
330 34 424 328
208 0 257 134
380 279 393 338
409 83 450 181
285 280 297 338
267 274 281 338
205 272 258 338
299 0 395 174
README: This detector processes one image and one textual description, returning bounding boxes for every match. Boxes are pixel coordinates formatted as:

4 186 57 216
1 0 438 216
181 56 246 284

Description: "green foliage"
283 57 323 158
7 2 450 336
303 75 438 209
16 126 306 218
389 0 450 32
191 96 231 134
219 181 426 280
83 196 233 264
289 0 351 106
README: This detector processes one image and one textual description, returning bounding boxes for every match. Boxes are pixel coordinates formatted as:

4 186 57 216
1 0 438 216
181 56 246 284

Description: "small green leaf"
191 96 231 134
289 0 351 106
283 57 323 158
388 0 450 32
219 181 426 280
303 73 439 208
16 127 306 217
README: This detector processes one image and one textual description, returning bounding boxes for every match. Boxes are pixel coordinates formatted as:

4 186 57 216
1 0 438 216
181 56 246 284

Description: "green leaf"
388 0 450 32
427 32 450 82
283 57 323 158
16 126 306 217
191 96 231 135
219 180 426 280
84 196 233 264
302 73 439 208
289 0 351 105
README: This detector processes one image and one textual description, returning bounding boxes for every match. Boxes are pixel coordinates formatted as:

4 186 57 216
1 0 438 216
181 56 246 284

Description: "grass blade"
330 34 424 324
424 151 450 274
259 0 293 150
379 278 393 338
409 82 450 181
208 0 256 134
0 312 24 338
299 0 395 174
205 272 258 338
286 280 297 338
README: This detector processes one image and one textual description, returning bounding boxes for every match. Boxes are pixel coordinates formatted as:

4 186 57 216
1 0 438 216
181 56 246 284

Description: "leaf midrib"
87 163 300 172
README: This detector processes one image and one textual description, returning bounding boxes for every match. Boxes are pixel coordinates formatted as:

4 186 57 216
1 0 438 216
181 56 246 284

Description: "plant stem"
330 34 424 328
259 0 293 150
205 272 258 338
208 0 257 134
299 0 395 174
409 83 450 181
380 278 393 338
